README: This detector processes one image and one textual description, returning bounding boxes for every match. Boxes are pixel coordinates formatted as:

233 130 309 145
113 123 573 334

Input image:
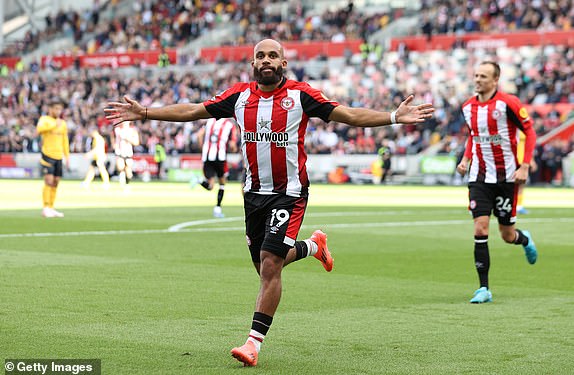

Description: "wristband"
390 110 397 124
144 107 148 122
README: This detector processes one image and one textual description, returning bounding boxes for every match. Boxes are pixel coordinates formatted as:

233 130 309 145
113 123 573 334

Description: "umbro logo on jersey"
237 100 250 108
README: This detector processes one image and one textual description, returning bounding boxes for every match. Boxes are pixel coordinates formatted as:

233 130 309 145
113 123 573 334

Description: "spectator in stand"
540 139 567 184
420 0 574 36
1 34 573 165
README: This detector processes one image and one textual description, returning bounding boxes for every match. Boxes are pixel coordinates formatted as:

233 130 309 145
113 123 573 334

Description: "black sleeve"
204 92 240 119
300 91 337 122
506 106 525 132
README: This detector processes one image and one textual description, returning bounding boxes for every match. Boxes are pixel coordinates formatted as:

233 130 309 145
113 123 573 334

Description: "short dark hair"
480 61 500 79
48 98 65 107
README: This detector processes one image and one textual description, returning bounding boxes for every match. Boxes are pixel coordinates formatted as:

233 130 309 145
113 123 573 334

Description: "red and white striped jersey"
201 118 237 162
462 91 536 183
203 78 339 197
114 123 139 158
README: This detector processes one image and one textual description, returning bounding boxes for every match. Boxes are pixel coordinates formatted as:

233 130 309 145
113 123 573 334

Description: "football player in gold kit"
37 99 69 217
82 127 110 189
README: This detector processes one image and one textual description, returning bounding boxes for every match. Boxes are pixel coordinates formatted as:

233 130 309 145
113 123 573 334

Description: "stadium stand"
418 0 574 36
1 0 573 184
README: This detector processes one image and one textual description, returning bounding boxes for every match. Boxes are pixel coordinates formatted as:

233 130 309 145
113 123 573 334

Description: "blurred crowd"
1 0 113 56
1 42 573 161
224 1 393 46
1 0 573 185
5 0 574 58
419 0 574 37
2 0 393 56
0 64 414 157
85 0 294 54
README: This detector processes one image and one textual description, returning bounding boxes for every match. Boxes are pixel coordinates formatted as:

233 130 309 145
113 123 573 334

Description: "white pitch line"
1 217 573 239
168 216 242 232
0 229 170 238
165 210 435 232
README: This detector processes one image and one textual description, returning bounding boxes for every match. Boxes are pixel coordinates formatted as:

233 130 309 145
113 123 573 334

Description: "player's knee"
474 227 489 237
259 253 283 281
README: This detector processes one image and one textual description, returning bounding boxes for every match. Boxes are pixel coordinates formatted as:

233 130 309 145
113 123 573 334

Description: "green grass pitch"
1 180 573 374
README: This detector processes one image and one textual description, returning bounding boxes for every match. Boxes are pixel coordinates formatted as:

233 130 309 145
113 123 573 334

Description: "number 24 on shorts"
496 196 512 212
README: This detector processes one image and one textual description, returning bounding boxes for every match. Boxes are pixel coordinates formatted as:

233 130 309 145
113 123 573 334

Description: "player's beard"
254 65 283 85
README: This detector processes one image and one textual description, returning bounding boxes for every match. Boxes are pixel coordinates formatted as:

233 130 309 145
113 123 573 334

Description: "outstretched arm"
104 96 212 125
328 95 434 127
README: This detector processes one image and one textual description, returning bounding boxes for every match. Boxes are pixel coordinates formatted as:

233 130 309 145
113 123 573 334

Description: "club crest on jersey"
281 97 295 110
491 109 501 119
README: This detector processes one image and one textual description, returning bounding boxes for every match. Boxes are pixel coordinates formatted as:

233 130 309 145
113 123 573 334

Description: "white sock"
247 329 264 352
304 239 318 256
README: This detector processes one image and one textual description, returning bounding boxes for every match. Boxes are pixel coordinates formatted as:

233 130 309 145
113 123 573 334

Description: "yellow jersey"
90 132 107 162
517 130 526 164
37 115 70 160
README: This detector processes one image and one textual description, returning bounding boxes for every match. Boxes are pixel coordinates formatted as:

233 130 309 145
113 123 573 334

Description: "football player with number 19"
457 61 538 304
105 39 435 367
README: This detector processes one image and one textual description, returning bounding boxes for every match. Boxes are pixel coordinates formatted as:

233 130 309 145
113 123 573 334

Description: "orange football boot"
231 341 258 367
311 230 333 272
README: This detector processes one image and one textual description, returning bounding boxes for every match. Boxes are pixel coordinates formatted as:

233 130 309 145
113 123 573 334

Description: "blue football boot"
470 287 492 304
522 230 538 264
